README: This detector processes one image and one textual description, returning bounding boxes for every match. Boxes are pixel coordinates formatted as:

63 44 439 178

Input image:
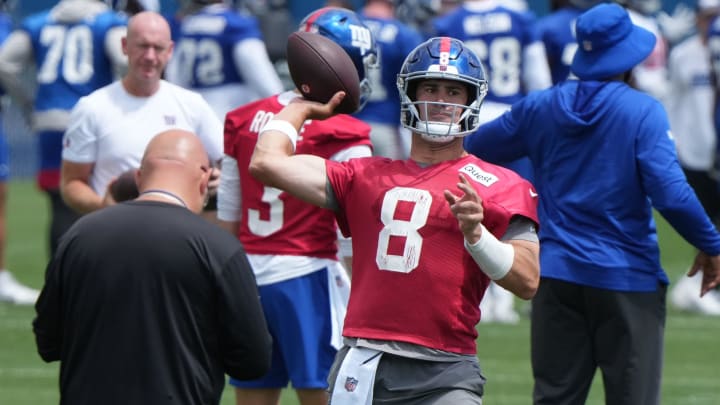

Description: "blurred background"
3 0 695 181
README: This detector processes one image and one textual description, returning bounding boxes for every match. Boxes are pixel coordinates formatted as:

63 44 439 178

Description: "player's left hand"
444 173 485 243
687 251 720 297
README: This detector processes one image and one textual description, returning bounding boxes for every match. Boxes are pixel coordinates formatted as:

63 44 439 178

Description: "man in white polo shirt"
61 10 222 215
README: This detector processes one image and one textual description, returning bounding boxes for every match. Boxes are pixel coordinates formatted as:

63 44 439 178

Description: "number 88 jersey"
432 3 551 105
23 9 127 112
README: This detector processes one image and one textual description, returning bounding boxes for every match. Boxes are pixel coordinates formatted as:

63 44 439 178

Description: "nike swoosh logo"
529 189 538 198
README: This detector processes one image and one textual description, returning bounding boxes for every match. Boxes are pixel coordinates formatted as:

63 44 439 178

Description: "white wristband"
464 225 514 280
260 119 298 152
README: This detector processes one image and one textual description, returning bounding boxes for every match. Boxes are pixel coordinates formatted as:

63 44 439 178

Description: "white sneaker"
670 272 720 316
480 282 520 324
0 270 40 305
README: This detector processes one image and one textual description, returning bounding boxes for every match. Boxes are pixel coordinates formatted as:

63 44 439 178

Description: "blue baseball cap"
570 3 656 81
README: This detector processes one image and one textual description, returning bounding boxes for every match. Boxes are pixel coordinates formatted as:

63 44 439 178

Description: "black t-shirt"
33 201 271 405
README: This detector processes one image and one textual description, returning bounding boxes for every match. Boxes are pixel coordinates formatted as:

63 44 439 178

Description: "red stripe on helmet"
440 37 452 54
439 37 451 71
301 7 332 32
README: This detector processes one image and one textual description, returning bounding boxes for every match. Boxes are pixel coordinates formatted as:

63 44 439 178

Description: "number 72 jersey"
22 10 127 112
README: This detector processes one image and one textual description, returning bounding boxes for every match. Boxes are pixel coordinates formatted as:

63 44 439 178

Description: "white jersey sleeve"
217 155 242 222
186 91 224 163
0 31 34 107
522 41 553 92
233 38 284 98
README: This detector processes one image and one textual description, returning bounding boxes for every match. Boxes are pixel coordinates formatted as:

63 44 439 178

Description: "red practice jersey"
224 94 372 259
326 155 538 354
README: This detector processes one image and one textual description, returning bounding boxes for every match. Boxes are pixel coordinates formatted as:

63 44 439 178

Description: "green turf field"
1 180 719 404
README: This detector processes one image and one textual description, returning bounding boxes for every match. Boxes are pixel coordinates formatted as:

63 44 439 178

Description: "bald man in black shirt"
33 129 271 405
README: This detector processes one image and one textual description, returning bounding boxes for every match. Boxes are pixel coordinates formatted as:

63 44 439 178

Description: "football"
286 31 361 114
109 169 139 202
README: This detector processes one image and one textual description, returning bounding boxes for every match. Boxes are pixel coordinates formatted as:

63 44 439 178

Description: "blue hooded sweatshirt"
465 80 720 291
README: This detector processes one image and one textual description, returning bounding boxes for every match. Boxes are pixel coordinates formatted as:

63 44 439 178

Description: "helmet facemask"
397 37 488 143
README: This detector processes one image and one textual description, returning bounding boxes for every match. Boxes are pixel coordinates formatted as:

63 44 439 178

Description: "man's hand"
444 173 485 243
279 91 347 124
687 251 720 296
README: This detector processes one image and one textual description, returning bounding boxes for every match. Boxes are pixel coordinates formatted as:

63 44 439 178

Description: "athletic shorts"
229 267 337 389
328 346 485 404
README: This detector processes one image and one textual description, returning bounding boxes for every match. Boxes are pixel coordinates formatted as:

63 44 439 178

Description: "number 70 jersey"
22 10 127 112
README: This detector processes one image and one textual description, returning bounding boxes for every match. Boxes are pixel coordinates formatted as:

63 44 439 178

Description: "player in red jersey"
217 7 377 405
249 36 540 404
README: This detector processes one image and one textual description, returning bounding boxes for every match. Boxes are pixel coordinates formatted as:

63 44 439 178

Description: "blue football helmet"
397 37 488 142
298 7 379 111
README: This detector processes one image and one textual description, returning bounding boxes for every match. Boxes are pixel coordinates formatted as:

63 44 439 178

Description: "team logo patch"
345 377 358 392
460 164 498 187
344 376 359 392
164 115 176 125
335 275 345 288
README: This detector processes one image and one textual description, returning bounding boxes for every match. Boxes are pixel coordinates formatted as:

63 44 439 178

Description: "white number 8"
376 187 432 273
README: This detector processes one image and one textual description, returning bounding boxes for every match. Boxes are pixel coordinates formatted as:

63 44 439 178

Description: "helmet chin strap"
415 121 461 143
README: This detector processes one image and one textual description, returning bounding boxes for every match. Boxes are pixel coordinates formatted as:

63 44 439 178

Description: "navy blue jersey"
535 6 582 84
171 4 262 90
432 3 542 104
22 10 127 112
355 15 423 126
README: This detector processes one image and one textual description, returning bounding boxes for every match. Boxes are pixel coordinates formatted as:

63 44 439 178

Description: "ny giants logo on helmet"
349 25 373 55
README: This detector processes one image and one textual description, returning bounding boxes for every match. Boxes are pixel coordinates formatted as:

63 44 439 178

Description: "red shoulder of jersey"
297 114 372 157
223 96 371 159
223 96 281 158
